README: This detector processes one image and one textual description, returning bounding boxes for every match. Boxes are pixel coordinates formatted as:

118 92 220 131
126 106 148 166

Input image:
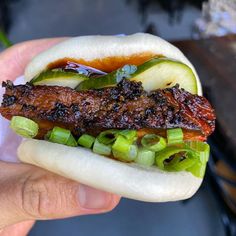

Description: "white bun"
18 139 202 202
19 33 203 202
24 33 202 95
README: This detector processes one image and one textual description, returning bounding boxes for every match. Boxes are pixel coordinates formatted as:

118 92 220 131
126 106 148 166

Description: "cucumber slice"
30 70 88 88
131 58 197 94
76 65 137 91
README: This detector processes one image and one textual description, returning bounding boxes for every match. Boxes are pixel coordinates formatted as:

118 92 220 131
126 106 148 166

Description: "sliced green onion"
112 135 132 154
186 161 207 178
118 130 137 143
97 130 119 145
155 142 209 178
78 134 95 148
10 116 39 138
112 135 138 161
97 129 137 145
141 134 166 152
155 146 194 170
48 127 70 144
113 145 138 162
66 134 78 147
48 127 77 147
167 128 183 144
186 141 210 163
134 148 155 166
165 154 196 172
93 139 111 156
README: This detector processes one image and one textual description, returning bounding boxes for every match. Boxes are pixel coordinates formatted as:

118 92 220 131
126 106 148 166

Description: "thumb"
0 161 120 229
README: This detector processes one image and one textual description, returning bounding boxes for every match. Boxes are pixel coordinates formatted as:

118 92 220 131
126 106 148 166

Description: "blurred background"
0 0 236 235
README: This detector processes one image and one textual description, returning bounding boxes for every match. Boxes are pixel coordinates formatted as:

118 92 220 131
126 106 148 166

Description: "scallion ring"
47 127 77 147
93 139 112 156
112 135 138 161
141 134 166 152
165 153 197 171
10 116 39 138
155 146 195 170
134 148 155 166
97 130 120 145
66 134 78 147
167 128 183 144
78 134 95 148
118 130 137 143
186 161 207 178
185 141 210 163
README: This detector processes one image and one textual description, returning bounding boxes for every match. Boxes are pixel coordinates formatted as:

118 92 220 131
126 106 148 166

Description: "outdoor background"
1 0 235 235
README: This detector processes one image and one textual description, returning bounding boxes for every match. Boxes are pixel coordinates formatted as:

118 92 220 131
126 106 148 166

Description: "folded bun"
18 33 204 202
18 139 202 202
24 33 202 95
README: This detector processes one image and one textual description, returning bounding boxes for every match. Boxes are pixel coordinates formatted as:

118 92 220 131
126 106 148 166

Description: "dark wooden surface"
173 35 236 160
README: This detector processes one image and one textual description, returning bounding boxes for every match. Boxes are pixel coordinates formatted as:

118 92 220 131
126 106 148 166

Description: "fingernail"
78 184 112 209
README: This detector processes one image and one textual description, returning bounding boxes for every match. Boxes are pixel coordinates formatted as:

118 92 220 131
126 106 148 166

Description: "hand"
0 39 120 236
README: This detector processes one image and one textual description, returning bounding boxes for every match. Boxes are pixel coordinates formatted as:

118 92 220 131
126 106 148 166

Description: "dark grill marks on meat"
0 80 216 139
2 95 17 106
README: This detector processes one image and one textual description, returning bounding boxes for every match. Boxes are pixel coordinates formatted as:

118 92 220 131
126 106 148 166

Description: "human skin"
0 39 120 236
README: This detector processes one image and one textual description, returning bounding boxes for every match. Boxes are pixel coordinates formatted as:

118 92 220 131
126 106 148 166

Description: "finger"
0 220 35 236
0 38 67 82
0 161 120 229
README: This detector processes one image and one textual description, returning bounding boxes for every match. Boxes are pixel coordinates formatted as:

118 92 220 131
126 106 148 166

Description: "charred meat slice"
0 80 215 139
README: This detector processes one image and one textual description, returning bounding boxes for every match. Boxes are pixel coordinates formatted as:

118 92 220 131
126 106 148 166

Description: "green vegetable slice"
186 141 210 163
93 139 112 155
113 145 138 162
141 134 166 151
155 141 210 178
76 64 137 91
47 126 77 147
135 148 155 166
112 135 138 161
130 58 198 94
186 161 207 179
165 154 197 172
48 127 70 144
118 130 137 143
97 130 120 145
167 128 184 145
30 70 88 88
97 129 137 145
155 146 194 170
78 134 95 148
66 134 78 147
10 116 39 138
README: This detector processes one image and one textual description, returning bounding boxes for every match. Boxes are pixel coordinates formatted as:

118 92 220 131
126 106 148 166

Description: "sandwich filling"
0 58 216 178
